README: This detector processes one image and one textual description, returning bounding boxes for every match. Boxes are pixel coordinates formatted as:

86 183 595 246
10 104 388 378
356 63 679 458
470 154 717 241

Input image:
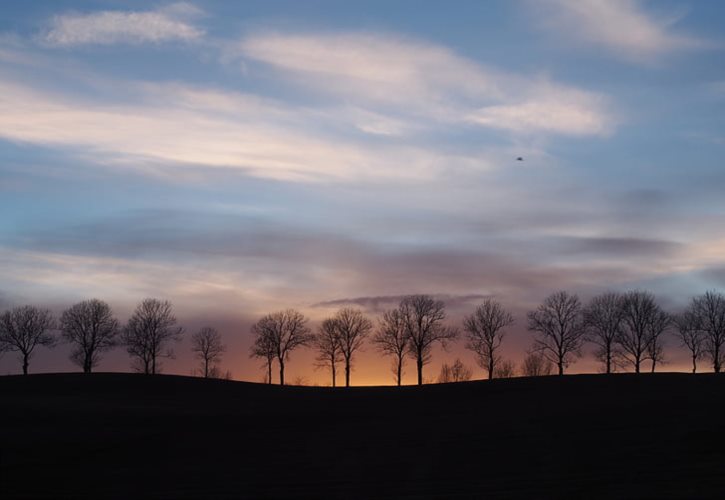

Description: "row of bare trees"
249 290 725 385
250 295 458 386
0 298 225 377
526 290 725 376
3 289 724 384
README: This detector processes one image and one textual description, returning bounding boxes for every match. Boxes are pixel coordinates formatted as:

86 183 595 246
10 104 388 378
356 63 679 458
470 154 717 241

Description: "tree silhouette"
250 328 276 385
399 295 458 385
583 292 624 374
59 299 119 373
0 305 56 375
527 291 585 375
674 312 706 373
646 308 671 373
463 298 514 380
250 309 312 385
520 351 553 377
686 291 725 373
331 308 372 387
314 318 343 387
191 327 225 378
372 308 409 386
494 359 517 378
121 298 183 374
437 358 472 383
617 290 664 373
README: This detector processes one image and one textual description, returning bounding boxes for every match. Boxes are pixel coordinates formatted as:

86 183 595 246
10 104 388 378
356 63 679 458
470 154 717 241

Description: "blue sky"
1 1 724 382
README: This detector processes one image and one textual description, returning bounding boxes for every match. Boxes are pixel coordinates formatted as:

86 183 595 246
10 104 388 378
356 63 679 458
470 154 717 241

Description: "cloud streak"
0 77 494 183
236 32 615 136
42 3 204 47
534 0 705 62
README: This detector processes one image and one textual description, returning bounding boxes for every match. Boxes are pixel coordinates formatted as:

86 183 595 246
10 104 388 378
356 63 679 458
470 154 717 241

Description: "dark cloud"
6 208 654 309
311 293 490 313
559 236 682 258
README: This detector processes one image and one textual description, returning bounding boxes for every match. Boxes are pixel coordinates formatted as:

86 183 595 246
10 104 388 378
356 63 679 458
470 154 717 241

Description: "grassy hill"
2 372 724 499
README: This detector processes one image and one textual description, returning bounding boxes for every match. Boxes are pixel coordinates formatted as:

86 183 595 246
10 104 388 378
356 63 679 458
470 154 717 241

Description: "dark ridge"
2 373 724 499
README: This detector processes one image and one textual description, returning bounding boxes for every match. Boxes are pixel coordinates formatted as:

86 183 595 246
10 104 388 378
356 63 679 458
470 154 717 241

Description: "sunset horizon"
2 1 725 387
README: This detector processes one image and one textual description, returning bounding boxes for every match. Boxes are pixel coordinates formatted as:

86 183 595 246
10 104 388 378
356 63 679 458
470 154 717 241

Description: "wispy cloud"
0 77 496 183
42 2 204 47
311 294 491 313
534 0 705 62
235 32 615 136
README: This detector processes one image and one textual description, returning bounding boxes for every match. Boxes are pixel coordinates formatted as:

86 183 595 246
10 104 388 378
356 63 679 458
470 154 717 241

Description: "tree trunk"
331 363 336 387
714 345 721 373
606 350 612 374
557 360 564 376
267 361 272 385
396 356 402 386
279 359 285 386
692 354 697 374
22 353 29 375
345 359 351 387
651 359 656 373
204 358 209 378
488 357 494 380
417 356 423 385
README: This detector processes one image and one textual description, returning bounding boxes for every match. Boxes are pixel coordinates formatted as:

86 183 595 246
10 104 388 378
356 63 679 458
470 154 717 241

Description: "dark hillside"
2 373 724 499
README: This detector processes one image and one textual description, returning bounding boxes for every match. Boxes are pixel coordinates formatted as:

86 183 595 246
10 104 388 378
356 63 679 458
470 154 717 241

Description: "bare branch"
0 305 56 375
121 298 183 375
60 299 119 373
314 318 343 387
463 298 514 380
191 327 225 378
399 295 458 385
583 292 625 374
250 309 313 385
372 308 409 386
687 290 725 373
527 291 585 375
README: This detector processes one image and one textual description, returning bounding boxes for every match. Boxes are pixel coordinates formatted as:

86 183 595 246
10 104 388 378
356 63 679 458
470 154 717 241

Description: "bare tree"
121 298 183 374
250 325 276 385
583 292 624 374
191 327 225 378
372 308 409 386
314 318 343 387
400 295 458 385
520 351 554 377
617 290 665 373
494 359 517 378
527 291 585 375
331 308 372 387
463 298 514 380
437 358 472 383
646 308 671 373
674 312 706 373
250 309 313 385
0 305 56 375
59 299 119 373
687 291 725 373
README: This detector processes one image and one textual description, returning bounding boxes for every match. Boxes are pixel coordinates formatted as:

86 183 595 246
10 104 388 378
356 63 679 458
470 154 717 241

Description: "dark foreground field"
2 373 724 499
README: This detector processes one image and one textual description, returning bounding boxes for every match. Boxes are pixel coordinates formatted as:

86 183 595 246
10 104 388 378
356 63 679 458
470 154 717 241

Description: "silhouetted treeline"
2 289 724 384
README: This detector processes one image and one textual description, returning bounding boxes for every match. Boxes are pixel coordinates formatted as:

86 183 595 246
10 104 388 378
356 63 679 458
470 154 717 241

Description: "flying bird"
516 157 524 161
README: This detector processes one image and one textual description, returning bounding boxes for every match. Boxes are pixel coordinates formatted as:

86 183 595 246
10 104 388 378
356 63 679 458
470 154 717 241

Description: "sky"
1 0 725 384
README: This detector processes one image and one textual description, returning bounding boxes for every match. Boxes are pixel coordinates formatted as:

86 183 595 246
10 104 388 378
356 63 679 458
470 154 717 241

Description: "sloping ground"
1 372 724 499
